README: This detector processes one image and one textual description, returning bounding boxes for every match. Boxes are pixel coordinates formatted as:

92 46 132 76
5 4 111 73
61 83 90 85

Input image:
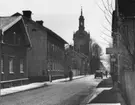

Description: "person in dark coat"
105 71 108 78
69 70 73 81
110 71 118 86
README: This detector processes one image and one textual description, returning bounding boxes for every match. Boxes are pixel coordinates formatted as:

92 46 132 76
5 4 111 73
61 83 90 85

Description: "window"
20 59 24 73
47 41 50 53
13 32 17 44
1 56 4 74
13 32 21 45
9 57 14 74
52 44 54 51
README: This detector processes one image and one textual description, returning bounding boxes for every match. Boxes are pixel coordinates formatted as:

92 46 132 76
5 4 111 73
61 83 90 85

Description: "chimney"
22 10 32 19
36 20 44 26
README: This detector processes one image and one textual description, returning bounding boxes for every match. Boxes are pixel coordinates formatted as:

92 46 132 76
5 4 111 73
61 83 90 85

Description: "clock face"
81 22 83 25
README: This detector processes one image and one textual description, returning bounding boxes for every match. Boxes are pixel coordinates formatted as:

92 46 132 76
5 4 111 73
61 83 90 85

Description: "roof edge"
2 16 22 33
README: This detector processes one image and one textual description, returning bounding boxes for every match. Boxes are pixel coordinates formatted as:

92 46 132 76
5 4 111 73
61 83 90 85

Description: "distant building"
73 8 91 56
64 45 89 76
73 8 91 74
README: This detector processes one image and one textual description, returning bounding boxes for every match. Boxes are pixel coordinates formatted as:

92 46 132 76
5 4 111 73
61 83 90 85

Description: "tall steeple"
81 7 83 16
79 7 85 30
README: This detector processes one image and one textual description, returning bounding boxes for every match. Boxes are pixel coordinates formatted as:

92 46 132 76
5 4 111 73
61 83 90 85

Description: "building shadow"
96 77 113 88
89 88 119 103
89 77 121 104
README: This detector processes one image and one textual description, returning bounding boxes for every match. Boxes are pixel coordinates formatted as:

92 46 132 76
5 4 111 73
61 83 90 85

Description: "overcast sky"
0 0 114 68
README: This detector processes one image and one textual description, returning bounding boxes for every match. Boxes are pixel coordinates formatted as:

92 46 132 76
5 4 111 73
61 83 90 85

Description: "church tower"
79 8 85 31
73 8 90 56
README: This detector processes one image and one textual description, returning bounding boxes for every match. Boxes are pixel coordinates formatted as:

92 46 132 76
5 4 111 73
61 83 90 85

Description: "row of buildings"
110 0 135 105
0 10 91 88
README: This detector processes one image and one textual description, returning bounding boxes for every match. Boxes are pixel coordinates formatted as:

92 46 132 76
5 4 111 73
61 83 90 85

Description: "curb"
1 75 85 96
61 75 86 82
1 83 48 97
80 89 99 105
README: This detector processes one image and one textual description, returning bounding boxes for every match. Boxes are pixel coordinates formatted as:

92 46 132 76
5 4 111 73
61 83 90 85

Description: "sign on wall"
106 47 122 54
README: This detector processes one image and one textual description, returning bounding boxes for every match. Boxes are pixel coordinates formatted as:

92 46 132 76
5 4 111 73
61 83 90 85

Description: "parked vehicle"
94 70 103 79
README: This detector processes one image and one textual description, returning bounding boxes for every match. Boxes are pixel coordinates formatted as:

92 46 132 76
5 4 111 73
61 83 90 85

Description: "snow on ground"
0 75 101 105
87 87 112 103
0 75 84 96
1 82 45 96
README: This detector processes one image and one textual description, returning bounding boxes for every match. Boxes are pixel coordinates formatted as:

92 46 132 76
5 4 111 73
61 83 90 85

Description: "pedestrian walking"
105 71 108 78
110 71 118 87
69 70 73 81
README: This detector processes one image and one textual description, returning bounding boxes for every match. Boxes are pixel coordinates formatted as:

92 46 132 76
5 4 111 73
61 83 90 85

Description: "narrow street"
0 75 102 105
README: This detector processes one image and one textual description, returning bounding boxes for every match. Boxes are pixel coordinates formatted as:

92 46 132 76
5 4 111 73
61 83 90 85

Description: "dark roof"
118 0 135 17
45 27 68 44
0 16 32 47
12 12 22 16
0 16 22 33
12 12 68 44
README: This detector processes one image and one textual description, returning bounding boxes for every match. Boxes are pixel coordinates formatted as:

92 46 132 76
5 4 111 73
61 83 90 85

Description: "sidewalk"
81 76 127 105
0 75 84 96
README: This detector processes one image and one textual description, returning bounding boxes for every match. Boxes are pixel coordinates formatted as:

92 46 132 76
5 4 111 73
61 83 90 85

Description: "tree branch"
96 1 106 14
101 30 112 38
102 24 112 33
101 0 112 16
110 0 114 12
104 13 111 25
100 35 111 44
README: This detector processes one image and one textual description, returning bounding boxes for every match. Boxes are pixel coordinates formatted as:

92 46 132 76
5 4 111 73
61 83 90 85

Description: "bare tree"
92 43 103 58
98 0 135 70
95 0 115 42
95 0 115 71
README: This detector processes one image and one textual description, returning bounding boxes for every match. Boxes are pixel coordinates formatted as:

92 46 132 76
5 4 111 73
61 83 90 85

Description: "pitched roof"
10 12 68 44
0 16 32 47
0 16 22 33
45 27 68 44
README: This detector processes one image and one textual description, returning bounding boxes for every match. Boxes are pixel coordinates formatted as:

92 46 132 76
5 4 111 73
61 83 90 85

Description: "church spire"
79 7 85 30
81 6 83 16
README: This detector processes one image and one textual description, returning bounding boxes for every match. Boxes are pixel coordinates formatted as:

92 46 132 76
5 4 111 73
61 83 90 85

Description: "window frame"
1 55 4 74
20 59 24 73
9 56 14 74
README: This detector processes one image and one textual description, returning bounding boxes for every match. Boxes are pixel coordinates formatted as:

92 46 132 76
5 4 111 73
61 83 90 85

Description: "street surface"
0 75 102 105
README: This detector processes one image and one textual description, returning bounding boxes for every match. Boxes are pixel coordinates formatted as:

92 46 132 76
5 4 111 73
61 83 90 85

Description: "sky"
0 0 114 68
